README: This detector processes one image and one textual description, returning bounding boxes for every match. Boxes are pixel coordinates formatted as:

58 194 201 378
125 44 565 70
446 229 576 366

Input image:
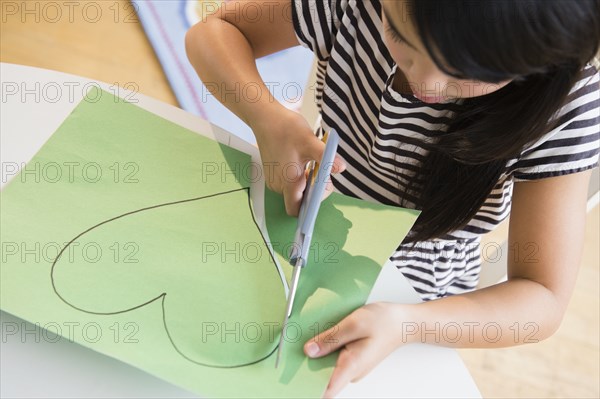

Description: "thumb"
304 312 364 358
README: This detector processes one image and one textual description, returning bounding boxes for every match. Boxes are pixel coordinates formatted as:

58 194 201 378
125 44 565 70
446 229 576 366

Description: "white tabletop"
0 63 481 398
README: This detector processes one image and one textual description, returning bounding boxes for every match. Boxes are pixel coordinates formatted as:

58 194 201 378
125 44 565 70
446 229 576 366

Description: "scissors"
274 128 340 368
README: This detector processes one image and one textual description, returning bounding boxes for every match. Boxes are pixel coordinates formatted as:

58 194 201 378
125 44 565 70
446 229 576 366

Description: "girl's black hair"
395 0 600 243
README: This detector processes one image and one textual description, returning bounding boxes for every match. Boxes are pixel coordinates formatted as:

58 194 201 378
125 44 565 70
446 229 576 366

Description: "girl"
186 0 599 396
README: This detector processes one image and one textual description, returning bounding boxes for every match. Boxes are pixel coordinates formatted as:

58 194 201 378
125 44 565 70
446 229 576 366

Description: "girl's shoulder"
555 63 599 121
508 63 599 182
291 0 375 61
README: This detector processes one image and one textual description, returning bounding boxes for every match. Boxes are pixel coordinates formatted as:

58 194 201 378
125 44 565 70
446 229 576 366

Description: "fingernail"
306 342 320 357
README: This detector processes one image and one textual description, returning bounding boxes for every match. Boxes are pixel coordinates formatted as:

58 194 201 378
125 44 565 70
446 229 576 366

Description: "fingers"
304 312 366 358
322 340 372 398
304 310 376 398
282 175 305 216
303 134 346 175
322 181 334 201
332 155 347 174
304 318 361 398
281 133 346 216
323 348 355 398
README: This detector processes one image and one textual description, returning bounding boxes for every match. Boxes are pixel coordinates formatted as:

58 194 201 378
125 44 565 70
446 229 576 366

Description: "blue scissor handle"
289 129 340 267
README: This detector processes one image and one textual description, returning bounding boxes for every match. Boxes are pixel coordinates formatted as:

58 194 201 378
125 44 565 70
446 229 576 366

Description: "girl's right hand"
250 109 346 216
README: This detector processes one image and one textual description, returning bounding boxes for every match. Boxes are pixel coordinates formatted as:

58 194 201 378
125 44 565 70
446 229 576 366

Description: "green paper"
0 88 419 397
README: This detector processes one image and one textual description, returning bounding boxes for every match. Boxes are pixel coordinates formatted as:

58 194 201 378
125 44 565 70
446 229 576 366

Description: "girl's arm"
306 169 593 397
185 0 298 126
185 0 345 215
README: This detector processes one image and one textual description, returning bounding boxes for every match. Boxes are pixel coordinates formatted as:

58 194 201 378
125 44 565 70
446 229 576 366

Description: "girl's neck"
391 67 414 96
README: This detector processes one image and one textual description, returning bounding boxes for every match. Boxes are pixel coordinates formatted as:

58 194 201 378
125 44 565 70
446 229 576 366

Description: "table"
0 63 481 398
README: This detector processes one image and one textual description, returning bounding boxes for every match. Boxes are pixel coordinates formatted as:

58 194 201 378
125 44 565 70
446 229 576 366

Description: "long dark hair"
395 0 600 243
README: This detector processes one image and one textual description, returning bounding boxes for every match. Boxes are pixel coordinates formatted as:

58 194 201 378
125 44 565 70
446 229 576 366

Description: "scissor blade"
275 260 303 368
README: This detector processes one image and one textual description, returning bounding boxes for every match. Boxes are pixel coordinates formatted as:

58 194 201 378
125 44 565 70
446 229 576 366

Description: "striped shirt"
291 0 600 300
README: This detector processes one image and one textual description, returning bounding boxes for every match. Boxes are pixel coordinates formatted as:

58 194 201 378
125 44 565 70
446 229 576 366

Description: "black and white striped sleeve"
511 65 600 181
291 0 346 61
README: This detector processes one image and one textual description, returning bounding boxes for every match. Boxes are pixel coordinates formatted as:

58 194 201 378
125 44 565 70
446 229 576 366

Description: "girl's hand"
303 302 408 398
250 108 346 216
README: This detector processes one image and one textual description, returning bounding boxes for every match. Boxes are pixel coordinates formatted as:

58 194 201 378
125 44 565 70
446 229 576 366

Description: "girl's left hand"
303 302 409 398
